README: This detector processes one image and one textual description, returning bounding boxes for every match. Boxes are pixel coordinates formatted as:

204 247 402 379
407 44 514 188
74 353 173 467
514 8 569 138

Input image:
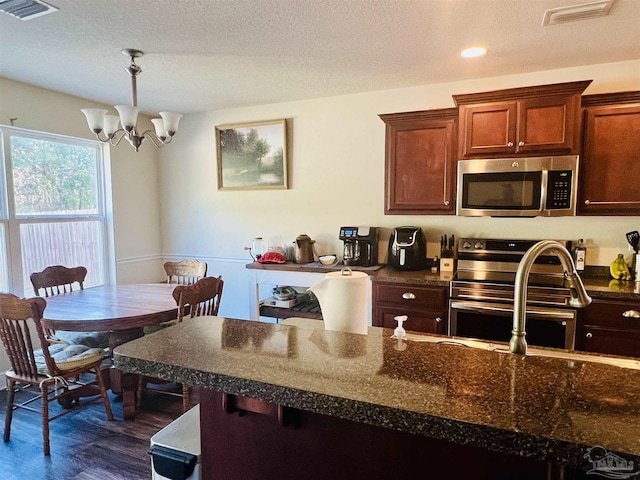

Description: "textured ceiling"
0 0 639 115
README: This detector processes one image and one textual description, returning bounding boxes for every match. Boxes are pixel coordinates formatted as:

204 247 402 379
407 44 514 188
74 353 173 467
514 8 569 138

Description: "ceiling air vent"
542 0 615 26
0 0 58 20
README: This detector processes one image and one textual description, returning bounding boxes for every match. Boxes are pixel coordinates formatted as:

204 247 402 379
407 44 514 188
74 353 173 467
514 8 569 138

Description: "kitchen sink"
403 333 640 370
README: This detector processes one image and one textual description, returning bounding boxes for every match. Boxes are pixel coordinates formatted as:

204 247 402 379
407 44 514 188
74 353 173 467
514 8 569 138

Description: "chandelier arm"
141 130 166 148
93 131 111 143
108 130 129 147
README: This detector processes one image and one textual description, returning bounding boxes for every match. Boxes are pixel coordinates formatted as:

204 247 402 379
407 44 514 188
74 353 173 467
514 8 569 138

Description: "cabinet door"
516 95 579 154
378 306 447 335
579 103 640 215
579 325 640 358
458 102 517 157
576 299 640 357
381 110 457 215
454 81 590 159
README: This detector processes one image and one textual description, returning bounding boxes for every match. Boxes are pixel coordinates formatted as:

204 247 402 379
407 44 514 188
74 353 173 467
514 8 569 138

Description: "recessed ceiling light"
461 47 487 58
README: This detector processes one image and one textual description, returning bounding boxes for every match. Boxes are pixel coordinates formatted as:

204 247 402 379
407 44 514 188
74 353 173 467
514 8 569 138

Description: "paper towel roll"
308 268 369 335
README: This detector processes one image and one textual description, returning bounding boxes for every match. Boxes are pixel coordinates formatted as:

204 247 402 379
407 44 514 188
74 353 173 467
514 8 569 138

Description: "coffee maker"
339 226 378 267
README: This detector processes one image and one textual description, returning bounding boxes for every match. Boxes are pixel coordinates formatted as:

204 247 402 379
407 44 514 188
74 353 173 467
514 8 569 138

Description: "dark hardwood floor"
0 383 194 480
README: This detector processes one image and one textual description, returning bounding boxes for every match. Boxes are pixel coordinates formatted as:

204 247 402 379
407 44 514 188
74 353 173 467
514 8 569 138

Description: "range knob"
462 241 472 249
474 242 484 250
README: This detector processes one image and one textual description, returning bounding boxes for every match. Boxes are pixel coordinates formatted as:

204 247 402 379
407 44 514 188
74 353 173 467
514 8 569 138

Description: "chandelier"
81 49 182 152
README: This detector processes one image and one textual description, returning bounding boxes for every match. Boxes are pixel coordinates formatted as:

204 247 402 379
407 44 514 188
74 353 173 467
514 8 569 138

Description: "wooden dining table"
42 283 179 419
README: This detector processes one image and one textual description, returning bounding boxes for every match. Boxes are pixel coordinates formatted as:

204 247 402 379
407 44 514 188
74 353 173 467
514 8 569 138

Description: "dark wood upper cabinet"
579 91 640 215
379 108 457 215
453 80 591 159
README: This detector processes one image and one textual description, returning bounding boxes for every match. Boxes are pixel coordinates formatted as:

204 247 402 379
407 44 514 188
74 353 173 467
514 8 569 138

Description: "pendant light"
81 49 182 152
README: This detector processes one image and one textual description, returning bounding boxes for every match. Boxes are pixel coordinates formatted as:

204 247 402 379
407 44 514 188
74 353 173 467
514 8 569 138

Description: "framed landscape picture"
216 119 289 190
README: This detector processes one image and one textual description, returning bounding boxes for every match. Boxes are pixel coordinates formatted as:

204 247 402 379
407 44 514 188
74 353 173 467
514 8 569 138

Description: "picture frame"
216 119 288 190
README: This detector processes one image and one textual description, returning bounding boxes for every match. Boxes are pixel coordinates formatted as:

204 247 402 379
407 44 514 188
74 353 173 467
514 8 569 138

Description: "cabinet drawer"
374 283 447 310
580 299 640 329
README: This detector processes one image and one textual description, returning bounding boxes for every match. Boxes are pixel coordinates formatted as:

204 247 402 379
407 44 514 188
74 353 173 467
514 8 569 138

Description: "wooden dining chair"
138 276 224 412
30 265 109 349
164 259 208 285
0 293 113 456
30 265 87 297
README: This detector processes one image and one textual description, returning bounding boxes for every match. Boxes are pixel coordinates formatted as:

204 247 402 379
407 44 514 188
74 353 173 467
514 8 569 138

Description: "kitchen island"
114 317 640 480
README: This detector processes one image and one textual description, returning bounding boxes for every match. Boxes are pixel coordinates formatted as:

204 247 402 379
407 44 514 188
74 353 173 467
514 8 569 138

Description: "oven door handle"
449 300 576 321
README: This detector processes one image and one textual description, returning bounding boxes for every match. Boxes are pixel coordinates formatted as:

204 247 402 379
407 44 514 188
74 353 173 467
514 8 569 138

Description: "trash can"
149 404 201 480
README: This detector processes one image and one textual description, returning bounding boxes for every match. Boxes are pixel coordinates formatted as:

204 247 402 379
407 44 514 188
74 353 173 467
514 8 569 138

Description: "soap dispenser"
391 315 407 339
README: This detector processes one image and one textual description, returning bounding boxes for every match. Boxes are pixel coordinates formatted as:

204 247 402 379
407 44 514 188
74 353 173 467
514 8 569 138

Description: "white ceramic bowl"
319 255 338 266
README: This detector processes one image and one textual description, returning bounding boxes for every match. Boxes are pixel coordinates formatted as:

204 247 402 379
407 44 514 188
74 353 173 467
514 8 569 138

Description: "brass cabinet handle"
444 200 450 206
623 310 640 318
586 332 593 339
584 199 591 205
402 292 416 300
518 141 525 147
507 142 514 147
435 317 442 323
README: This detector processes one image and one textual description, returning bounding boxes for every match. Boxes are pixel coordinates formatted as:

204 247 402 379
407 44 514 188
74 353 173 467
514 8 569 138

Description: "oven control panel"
457 238 570 255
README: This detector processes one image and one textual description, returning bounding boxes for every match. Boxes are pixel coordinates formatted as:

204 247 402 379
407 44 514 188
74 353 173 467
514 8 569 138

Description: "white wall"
157 60 640 321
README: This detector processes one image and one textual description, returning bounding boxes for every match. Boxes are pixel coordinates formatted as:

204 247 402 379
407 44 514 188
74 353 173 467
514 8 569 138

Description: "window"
0 126 111 296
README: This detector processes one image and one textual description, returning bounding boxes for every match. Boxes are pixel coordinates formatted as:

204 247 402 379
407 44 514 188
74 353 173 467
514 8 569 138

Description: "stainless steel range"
449 238 577 349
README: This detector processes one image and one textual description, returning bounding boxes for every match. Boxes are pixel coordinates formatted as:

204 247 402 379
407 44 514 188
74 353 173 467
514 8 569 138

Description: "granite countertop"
247 262 640 300
372 266 454 286
114 316 640 470
374 266 640 300
246 261 384 274
579 276 640 300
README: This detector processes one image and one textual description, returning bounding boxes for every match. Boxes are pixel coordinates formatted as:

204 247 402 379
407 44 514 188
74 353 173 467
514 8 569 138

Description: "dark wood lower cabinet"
576 298 640 358
199 389 585 480
373 282 448 334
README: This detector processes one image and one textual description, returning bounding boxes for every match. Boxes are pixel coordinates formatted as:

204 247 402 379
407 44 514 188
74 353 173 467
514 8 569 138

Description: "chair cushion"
54 330 109 349
35 344 107 374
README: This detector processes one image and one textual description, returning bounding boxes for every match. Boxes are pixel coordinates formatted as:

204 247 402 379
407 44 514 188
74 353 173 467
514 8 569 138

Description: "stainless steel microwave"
456 156 579 217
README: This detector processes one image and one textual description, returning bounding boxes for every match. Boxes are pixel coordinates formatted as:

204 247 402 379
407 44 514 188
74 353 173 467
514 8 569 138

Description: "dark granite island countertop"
114 317 640 477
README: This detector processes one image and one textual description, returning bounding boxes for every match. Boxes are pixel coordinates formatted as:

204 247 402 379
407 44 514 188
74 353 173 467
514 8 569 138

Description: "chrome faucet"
510 240 592 355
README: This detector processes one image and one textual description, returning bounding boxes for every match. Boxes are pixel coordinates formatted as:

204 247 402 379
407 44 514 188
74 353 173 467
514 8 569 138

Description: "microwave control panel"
545 170 573 210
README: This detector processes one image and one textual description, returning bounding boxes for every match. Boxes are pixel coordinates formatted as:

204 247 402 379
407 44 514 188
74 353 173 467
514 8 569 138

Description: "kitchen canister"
308 267 369 335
